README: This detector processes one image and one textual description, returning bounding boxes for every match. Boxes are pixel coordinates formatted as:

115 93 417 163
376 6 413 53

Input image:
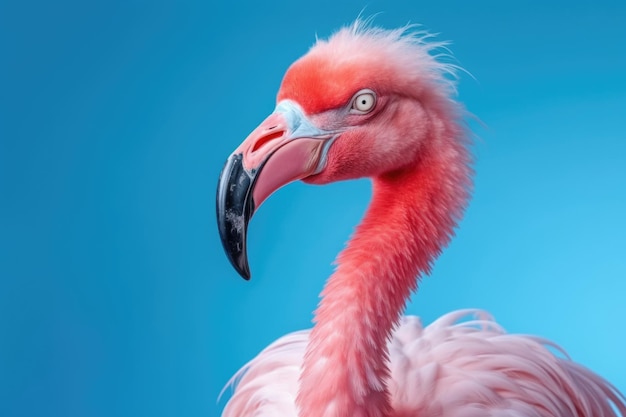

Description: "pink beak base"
236 112 327 209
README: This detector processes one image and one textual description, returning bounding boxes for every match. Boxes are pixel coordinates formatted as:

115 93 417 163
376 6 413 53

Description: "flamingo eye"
350 90 376 114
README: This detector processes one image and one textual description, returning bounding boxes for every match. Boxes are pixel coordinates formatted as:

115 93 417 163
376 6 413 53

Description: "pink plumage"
216 21 626 417
222 311 624 416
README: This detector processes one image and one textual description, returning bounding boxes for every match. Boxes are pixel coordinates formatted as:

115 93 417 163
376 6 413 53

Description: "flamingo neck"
296 126 471 417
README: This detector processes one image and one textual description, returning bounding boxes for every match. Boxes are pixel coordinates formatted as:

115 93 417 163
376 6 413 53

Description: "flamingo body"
216 21 625 417
222 310 625 417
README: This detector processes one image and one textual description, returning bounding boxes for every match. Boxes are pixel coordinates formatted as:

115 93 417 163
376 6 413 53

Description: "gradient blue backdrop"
1 1 625 416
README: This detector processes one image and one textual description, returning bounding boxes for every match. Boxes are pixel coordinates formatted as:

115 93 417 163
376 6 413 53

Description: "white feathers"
316 18 466 97
220 310 626 416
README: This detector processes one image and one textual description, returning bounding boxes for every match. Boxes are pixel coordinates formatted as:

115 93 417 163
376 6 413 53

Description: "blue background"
1 1 625 416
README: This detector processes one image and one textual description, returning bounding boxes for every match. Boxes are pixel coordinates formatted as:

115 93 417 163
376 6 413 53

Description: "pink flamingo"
216 21 626 417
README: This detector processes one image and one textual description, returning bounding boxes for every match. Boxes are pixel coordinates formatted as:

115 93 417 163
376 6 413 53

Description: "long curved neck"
296 123 471 417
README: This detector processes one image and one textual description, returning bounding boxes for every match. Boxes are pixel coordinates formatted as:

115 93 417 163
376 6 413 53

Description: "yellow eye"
351 90 376 113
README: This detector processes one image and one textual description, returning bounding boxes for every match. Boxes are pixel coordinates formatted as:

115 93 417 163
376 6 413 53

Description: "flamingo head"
217 22 462 279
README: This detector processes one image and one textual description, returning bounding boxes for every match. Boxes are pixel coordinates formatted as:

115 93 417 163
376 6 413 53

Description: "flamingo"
215 21 626 417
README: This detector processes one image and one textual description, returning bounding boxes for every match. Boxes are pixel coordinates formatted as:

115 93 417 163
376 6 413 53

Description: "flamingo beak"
216 101 337 280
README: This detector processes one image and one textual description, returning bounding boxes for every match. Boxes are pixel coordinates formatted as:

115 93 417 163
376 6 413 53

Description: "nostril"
251 131 283 153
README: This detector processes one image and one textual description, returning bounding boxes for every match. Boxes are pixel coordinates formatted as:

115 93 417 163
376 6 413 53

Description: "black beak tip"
216 153 256 281
231 252 251 280
216 221 253 281
219 232 252 281
239 265 251 281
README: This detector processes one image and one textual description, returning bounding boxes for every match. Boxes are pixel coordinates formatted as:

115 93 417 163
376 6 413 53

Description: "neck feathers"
296 110 471 417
